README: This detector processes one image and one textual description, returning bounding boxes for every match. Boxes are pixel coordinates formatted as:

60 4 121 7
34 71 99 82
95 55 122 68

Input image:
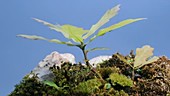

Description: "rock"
29 51 75 81
38 51 75 68
29 51 111 81
89 55 112 67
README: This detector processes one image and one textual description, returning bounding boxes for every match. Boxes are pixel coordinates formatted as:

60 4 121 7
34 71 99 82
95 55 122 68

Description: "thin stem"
78 43 104 81
91 69 105 82
82 49 90 65
79 43 90 66
132 68 135 81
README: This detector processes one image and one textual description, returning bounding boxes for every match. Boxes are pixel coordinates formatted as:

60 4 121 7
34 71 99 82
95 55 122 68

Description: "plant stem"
91 69 105 82
132 69 135 81
79 43 90 66
82 49 89 64
78 43 104 81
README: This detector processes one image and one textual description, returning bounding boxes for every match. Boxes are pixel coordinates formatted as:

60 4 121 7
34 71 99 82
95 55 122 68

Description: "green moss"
9 54 170 96
109 73 133 87
9 75 59 96
116 90 129 96
97 67 119 79
73 79 102 95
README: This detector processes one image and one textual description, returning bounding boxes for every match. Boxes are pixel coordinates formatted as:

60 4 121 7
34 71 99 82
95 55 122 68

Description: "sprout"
17 5 145 65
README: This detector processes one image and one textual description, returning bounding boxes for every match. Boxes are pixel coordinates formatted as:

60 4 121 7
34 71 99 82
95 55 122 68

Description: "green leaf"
86 47 109 53
88 35 97 43
134 45 159 69
33 18 64 33
61 24 89 43
97 18 145 36
48 39 75 46
43 80 60 90
33 18 88 43
83 5 120 39
17 34 47 40
89 18 145 43
17 34 75 46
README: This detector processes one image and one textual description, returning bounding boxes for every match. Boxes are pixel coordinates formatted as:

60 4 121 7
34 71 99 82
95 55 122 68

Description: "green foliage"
82 4 120 39
97 67 119 79
17 5 144 65
14 4 170 96
33 18 89 43
61 24 88 43
17 34 75 46
115 90 129 96
43 80 60 90
9 75 60 96
90 18 145 42
109 73 133 87
10 52 170 96
74 79 102 95
97 18 145 36
86 47 109 53
51 63 96 87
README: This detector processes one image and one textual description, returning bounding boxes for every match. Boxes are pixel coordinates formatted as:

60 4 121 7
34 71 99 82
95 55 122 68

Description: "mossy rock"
9 53 170 96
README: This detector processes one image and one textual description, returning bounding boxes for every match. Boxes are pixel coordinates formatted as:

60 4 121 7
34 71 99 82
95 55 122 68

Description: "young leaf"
34 18 88 43
134 45 159 69
97 18 145 36
61 25 89 43
43 80 60 90
49 39 75 46
83 5 120 39
17 34 75 46
89 18 145 42
33 18 64 33
86 47 109 53
17 34 47 40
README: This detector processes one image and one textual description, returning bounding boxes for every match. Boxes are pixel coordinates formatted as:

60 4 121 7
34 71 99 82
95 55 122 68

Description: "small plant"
115 45 159 80
17 5 144 65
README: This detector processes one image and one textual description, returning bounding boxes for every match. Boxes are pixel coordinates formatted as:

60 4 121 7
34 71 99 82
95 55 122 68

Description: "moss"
9 54 170 96
9 75 59 96
73 79 102 95
97 67 119 79
109 73 133 87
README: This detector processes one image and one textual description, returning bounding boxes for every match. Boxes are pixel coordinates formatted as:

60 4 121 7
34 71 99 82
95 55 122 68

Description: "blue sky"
1 0 170 95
